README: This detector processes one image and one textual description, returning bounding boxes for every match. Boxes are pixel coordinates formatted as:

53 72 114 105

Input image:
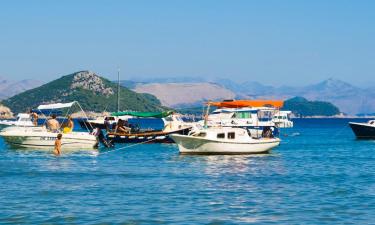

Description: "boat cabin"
191 127 274 141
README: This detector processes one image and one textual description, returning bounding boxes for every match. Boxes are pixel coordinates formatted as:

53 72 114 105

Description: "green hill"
2 71 166 113
283 97 340 117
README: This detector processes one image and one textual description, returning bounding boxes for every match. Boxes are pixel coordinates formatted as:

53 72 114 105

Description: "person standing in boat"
47 114 60 132
29 109 39 126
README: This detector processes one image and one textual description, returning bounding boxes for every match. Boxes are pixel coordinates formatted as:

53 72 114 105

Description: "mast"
117 68 120 112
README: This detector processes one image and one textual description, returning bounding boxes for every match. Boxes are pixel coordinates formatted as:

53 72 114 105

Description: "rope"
99 137 157 155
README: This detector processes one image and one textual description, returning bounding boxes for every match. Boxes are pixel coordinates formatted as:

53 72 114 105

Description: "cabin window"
233 112 252 119
197 132 206 137
217 133 225 139
164 118 173 122
227 132 235 139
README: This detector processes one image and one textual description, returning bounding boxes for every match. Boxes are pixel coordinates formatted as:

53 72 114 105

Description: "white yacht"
170 127 280 154
272 111 293 128
0 102 98 149
0 113 34 127
197 107 280 138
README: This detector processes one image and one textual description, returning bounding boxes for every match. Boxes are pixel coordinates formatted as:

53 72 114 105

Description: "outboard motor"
92 128 114 148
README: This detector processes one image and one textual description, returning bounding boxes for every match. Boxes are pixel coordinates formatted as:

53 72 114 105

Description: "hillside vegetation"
2 71 165 113
283 97 340 117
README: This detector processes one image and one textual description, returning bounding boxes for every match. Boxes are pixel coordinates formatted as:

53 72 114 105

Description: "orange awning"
208 100 284 108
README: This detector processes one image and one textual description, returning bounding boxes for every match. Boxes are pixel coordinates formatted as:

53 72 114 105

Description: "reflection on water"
177 153 285 177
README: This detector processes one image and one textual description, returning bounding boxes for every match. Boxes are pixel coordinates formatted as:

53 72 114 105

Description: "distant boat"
170 127 280 154
272 111 294 128
0 113 34 127
349 120 375 139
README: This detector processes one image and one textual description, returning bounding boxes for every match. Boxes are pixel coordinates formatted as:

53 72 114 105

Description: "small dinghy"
170 127 280 155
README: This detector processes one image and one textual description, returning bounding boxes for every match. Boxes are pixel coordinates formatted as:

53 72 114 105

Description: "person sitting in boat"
47 114 60 132
62 115 74 133
104 117 111 132
261 127 274 138
115 119 131 134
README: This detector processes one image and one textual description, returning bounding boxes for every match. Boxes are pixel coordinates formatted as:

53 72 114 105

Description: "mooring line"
99 138 157 155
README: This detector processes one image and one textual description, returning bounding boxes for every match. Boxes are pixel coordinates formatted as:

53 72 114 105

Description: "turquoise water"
0 119 374 224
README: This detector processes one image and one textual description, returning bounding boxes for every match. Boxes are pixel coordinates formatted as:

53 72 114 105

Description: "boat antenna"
204 101 211 129
117 68 120 112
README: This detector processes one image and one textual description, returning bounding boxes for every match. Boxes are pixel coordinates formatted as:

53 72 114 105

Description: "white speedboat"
272 111 293 128
0 126 98 149
0 101 98 149
170 127 280 154
0 113 34 127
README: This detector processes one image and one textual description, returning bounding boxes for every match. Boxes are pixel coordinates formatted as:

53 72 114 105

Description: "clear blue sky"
0 0 374 86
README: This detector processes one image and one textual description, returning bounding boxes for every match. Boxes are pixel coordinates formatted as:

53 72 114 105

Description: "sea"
0 118 374 224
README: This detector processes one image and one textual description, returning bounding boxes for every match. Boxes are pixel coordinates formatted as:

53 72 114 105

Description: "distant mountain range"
124 77 375 115
1 72 372 115
0 77 43 100
2 71 165 113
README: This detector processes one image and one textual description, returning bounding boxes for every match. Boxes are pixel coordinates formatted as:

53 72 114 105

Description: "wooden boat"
107 126 191 143
106 112 192 143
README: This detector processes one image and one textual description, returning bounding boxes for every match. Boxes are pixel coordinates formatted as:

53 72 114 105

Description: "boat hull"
170 134 280 154
349 122 375 139
107 127 191 144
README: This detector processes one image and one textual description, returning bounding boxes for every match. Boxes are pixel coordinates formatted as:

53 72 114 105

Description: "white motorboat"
170 127 280 154
0 101 98 149
0 126 97 149
0 113 34 127
272 111 293 128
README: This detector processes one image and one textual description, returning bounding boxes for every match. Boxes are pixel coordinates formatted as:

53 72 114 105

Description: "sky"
0 0 374 86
